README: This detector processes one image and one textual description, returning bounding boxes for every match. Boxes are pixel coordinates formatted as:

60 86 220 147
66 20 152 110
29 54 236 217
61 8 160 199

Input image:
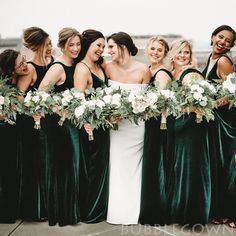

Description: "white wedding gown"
107 80 146 225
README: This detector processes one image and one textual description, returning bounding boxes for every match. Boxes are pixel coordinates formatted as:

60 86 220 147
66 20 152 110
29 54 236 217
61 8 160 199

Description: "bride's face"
107 39 120 62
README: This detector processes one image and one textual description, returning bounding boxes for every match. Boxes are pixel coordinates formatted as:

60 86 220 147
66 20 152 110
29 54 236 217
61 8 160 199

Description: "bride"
104 32 151 225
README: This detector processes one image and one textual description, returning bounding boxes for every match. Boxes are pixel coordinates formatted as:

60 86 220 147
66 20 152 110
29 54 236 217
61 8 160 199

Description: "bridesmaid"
38 27 81 226
16 26 53 221
167 39 211 226
202 25 236 228
139 36 172 226
74 29 110 223
0 49 29 223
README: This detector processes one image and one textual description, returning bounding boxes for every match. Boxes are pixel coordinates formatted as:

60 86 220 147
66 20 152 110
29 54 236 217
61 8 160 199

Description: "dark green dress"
79 65 110 223
17 62 51 220
42 62 80 226
202 54 236 223
167 68 211 225
0 110 19 223
139 69 173 226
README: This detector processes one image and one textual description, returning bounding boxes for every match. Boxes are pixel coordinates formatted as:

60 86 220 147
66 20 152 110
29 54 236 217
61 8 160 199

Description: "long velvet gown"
167 68 211 225
42 62 80 226
0 120 19 223
17 62 51 220
79 66 110 223
139 69 173 226
202 54 236 223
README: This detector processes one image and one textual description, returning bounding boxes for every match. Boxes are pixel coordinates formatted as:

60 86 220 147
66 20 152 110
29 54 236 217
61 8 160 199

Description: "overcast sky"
1 0 235 46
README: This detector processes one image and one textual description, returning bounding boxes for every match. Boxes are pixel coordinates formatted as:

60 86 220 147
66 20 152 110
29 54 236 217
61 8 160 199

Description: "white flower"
147 92 158 104
74 105 86 117
111 94 121 107
0 96 5 105
32 95 40 103
223 80 236 93
103 94 112 104
132 101 148 113
95 99 105 108
74 91 85 100
24 91 32 103
193 92 203 101
104 87 113 95
41 92 50 102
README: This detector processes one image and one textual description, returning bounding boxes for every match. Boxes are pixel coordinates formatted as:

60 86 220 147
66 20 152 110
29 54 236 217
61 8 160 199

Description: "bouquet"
175 79 217 123
52 88 85 126
0 77 23 124
217 72 236 108
73 86 129 140
23 90 54 129
146 83 178 129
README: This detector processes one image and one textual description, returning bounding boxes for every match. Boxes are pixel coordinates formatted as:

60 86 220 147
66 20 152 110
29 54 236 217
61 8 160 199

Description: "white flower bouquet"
217 72 236 108
72 86 129 140
0 77 24 124
175 79 216 123
52 88 85 126
23 90 54 129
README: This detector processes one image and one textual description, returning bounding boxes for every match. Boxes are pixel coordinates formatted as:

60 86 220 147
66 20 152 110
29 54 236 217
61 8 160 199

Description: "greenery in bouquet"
175 79 217 123
0 76 24 124
23 89 55 128
73 86 129 130
216 72 236 108
51 88 85 126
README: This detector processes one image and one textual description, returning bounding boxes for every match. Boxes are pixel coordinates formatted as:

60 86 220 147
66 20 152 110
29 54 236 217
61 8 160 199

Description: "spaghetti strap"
80 61 92 73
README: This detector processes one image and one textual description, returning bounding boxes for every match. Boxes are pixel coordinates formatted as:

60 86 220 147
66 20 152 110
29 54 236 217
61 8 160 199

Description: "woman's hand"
84 123 94 134
216 97 228 107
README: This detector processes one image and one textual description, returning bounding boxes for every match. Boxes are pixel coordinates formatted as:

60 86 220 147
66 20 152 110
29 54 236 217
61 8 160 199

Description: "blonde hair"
57 27 81 49
145 36 169 56
167 39 197 71
145 36 170 69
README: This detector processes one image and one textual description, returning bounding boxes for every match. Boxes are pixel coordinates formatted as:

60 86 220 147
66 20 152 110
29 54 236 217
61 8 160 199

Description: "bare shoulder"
218 55 233 66
74 62 90 76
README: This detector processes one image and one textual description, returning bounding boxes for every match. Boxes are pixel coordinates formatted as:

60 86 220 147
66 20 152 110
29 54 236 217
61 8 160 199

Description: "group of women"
0 25 236 228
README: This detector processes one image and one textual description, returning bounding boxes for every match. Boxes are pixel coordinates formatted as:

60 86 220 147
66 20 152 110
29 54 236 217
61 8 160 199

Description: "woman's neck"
59 54 73 66
150 62 164 75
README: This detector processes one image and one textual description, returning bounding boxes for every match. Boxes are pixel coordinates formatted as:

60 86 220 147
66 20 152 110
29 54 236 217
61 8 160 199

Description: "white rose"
193 92 203 101
147 92 158 103
62 90 71 96
32 95 40 103
104 87 113 95
75 105 86 117
103 95 112 104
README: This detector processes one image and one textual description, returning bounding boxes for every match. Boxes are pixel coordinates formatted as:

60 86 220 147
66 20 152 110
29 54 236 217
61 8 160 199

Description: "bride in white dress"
104 32 151 225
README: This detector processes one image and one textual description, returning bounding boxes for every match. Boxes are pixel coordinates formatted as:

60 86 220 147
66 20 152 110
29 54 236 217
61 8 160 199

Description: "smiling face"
87 38 105 62
14 54 29 75
43 36 53 58
173 43 191 68
212 30 234 55
147 40 166 65
107 38 121 62
64 35 81 59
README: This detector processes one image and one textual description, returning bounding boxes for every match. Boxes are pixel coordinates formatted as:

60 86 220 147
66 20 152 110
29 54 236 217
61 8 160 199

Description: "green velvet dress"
167 68 211 225
0 121 19 223
17 62 51 220
202 54 236 223
139 69 174 226
41 62 80 226
79 66 110 223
